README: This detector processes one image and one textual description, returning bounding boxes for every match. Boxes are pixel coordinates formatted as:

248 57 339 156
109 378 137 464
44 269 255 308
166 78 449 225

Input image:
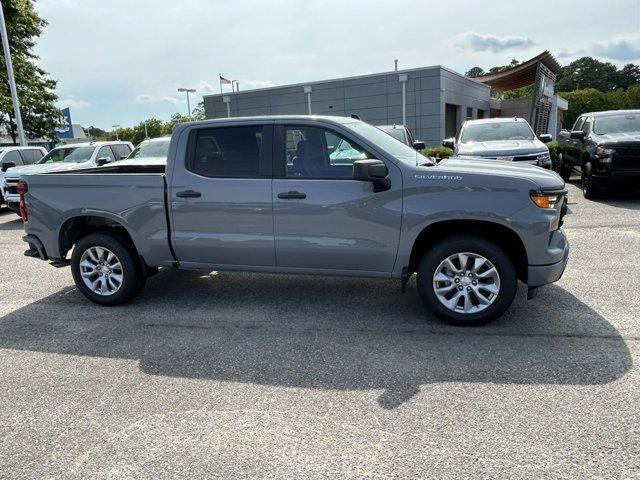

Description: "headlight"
530 193 560 209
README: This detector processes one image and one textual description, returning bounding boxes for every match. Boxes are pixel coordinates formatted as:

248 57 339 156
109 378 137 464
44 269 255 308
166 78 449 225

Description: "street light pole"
0 1 26 145
178 87 196 121
112 124 120 141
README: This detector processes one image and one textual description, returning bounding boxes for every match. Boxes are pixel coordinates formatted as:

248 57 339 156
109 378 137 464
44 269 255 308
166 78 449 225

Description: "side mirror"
353 159 390 192
412 140 426 150
442 138 455 149
96 157 111 166
538 134 553 143
1 161 16 172
570 131 586 140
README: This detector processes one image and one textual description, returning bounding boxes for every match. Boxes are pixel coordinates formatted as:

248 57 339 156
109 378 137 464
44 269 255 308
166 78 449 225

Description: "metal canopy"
475 51 561 92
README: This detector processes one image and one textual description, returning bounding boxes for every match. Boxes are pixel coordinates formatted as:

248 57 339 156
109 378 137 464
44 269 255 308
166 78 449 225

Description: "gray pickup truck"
19 116 569 326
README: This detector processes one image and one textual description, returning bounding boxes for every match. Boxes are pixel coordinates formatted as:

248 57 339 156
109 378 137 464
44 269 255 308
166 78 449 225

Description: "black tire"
416 235 518 326
581 162 600 200
71 231 143 306
556 153 572 182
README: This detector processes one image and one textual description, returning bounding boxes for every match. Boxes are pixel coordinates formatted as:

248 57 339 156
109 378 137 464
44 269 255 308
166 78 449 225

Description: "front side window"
285 126 369 179
572 116 585 132
190 126 263 177
2 150 24 166
96 146 115 162
460 122 535 142
23 149 44 164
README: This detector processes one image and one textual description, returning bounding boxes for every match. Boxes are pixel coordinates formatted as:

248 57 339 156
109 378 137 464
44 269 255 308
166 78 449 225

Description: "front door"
272 124 402 274
170 124 275 268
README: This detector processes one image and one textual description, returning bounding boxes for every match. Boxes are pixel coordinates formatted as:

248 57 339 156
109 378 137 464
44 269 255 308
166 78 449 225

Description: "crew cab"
556 110 640 199
443 117 553 168
19 116 569 326
0 146 46 207
3 141 133 211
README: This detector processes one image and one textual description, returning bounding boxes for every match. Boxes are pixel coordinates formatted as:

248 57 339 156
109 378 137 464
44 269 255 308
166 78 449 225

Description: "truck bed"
23 172 174 266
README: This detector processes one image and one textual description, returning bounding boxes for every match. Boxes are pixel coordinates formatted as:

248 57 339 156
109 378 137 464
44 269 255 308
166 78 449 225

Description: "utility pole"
0 1 26 145
112 124 120 141
178 87 196 121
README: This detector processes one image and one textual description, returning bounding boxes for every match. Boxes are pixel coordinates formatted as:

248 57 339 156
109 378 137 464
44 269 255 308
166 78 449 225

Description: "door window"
22 149 44 164
112 144 132 159
285 126 370 179
97 146 115 162
2 150 24 166
190 126 263 177
572 116 585 131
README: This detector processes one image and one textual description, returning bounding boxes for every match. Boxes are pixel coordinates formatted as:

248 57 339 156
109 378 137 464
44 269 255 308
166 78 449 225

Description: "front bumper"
592 169 640 187
527 229 569 287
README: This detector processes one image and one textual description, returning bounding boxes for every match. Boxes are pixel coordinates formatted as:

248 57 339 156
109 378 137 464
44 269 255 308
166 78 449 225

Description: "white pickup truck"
0 146 47 207
3 141 132 211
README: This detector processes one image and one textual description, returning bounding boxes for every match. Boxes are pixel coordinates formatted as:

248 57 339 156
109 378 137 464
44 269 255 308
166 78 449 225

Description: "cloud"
135 94 179 105
57 96 90 109
592 35 640 61
458 32 535 53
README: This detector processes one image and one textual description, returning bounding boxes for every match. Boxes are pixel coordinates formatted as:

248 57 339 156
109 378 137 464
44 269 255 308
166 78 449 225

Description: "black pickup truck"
556 110 640 199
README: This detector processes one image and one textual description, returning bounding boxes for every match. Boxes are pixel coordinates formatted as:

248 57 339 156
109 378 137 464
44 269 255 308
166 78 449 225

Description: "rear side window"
112 144 132 159
21 149 44 164
190 126 263 177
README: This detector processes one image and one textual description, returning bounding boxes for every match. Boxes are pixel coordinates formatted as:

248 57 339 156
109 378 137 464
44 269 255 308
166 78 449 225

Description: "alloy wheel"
432 252 501 314
79 246 124 296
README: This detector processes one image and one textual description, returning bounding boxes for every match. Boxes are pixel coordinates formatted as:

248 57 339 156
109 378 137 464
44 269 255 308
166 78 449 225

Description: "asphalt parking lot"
0 179 638 479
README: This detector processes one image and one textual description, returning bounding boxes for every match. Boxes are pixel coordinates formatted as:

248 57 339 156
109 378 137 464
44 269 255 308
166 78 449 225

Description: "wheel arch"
407 219 528 283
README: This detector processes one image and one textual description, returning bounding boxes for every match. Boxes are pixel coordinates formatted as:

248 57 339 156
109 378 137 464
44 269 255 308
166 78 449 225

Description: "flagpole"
219 73 222 94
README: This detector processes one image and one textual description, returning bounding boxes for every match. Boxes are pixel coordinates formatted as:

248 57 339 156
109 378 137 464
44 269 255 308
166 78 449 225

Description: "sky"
32 0 640 130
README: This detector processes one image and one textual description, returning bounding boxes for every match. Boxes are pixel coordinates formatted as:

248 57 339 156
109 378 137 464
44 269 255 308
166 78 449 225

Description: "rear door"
565 116 585 166
271 123 402 274
169 123 275 268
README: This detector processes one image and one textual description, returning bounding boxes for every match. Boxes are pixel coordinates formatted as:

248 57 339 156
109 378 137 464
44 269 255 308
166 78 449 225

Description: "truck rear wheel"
71 232 143 306
417 235 517 326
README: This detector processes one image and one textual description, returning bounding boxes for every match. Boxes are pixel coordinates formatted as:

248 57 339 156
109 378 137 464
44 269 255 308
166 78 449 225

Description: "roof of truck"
184 115 361 126
587 110 640 117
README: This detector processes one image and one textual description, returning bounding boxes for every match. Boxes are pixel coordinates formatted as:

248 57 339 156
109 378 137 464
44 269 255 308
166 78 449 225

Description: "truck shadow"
0 270 632 409
0 217 24 231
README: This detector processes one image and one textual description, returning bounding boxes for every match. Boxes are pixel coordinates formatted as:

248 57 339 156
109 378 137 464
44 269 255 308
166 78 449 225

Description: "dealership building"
203 51 567 146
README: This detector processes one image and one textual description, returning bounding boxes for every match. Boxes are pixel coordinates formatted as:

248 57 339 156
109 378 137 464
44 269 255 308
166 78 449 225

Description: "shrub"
421 146 454 159
546 141 558 160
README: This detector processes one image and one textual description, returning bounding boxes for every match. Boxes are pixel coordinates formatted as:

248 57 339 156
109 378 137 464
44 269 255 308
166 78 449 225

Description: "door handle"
277 191 307 200
176 190 202 198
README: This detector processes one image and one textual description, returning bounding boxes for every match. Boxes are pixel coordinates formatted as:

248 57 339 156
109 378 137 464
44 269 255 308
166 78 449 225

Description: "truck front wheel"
417 236 517 326
555 153 572 182
71 232 144 306
581 162 600 199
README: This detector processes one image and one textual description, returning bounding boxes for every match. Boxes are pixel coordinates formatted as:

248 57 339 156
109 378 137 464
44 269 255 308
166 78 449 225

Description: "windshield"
38 147 80 164
128 139 170 159
594 114 640 134
346 122 420 165
461 122 535 142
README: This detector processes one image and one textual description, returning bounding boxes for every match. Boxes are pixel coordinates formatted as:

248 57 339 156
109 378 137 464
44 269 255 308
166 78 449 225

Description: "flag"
219 75 231 85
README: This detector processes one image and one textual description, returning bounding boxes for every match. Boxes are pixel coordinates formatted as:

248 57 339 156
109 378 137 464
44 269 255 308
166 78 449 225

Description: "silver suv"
443 117 553 168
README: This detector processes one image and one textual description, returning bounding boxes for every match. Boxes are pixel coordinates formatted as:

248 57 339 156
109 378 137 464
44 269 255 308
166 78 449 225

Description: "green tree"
465 66 485 78
0 0 59 143
556 57 619 92
617 64 640 89
488 59 520 74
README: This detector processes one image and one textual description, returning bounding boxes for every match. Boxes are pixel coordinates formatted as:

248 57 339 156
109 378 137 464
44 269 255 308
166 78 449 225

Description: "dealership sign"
55 108 74 139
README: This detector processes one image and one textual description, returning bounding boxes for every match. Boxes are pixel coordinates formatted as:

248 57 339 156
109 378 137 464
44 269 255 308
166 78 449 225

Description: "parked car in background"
556 110 640 199
3 141 133 211
443 117 553 168
377 124 425 150
0 146 46 207
125 136 171 163
20 116 568 326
